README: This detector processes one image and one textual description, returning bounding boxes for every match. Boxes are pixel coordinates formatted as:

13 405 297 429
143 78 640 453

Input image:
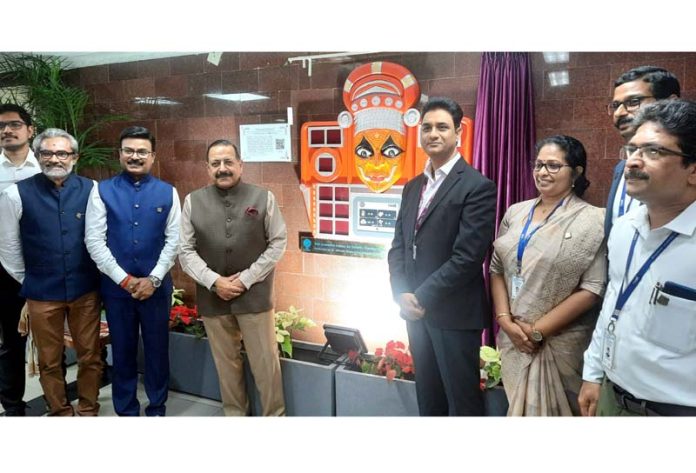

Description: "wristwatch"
148 275 162 288
530 323 544 343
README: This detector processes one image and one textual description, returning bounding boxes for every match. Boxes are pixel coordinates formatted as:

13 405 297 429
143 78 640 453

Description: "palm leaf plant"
0 53 126 172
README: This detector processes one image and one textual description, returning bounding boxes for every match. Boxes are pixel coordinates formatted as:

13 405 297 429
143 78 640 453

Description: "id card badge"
510 275 524 300
601 332 617 370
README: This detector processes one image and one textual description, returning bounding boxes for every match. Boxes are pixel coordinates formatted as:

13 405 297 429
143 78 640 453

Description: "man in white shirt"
85 126 180 416
604 67 680 237
579 99 696 416
388 97 497 415
179 140 287 416
0 128 103 416
0 104 39 416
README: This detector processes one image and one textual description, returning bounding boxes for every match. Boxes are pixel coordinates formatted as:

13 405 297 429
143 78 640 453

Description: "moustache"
1 133 16 139
126 158 145 166
43 162 66 168
615 117 633 128
215 171 234 178
625 169 649 180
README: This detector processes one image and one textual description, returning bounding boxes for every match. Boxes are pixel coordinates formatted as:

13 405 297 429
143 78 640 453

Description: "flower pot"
137 331 222 401
484 386 509 416
245 341 338 416
335 364 419 416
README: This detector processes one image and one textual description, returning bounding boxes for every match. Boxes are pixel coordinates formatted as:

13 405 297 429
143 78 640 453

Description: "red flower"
245 206 259 217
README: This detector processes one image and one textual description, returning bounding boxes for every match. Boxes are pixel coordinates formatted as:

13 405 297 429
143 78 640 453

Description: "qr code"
275 139 284 150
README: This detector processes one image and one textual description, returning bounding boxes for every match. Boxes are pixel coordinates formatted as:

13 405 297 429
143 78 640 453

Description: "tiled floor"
0 363 224 416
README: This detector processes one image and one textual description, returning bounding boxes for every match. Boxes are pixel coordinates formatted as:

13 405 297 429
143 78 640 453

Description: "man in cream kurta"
179 140 287 416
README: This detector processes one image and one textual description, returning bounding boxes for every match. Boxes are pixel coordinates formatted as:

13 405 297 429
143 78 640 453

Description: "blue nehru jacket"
98 172 173 298
17 173 100 301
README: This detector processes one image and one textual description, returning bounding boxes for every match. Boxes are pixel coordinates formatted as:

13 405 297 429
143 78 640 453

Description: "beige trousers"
203 309 285 416
27 291 102 416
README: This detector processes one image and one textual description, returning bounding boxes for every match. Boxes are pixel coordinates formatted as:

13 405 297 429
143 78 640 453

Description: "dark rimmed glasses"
606 95 654 115
620 144 693 161
532 161 572 174
120 147 152 158
38 150 76 160
0 120 27 131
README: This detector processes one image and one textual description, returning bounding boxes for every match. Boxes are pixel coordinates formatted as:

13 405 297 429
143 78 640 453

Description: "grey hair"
32 128 79 154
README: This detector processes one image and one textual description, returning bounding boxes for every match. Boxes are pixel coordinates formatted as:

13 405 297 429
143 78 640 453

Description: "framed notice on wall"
239 123 292 162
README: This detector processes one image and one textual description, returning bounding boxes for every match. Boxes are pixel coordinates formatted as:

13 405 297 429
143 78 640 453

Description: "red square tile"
335 220 349 235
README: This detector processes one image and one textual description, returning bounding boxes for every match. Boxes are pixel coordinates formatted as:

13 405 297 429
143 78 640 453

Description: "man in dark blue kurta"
85 126 180 416
0 128 102 416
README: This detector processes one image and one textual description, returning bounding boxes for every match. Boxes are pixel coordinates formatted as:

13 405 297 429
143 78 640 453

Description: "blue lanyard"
618 179 633 217
516 196 566 274
608 229 679 332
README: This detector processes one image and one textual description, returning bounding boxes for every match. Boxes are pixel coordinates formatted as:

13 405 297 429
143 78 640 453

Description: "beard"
42 162 74 181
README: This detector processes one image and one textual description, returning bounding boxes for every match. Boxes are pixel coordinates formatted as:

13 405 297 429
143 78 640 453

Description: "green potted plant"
274 305 316 358
480 345 508 416
0 53 125 172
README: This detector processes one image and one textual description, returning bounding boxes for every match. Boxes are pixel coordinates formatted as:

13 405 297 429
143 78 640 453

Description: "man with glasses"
0 128 102 415
579 99 696 416
604 66 680 237
0 104 39 416
85 126 180 416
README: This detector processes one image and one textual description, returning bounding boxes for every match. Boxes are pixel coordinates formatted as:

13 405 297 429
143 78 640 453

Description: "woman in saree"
490 135 606 416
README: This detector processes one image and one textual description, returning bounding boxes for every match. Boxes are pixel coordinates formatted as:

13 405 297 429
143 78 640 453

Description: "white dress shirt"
84 183 181 285
178 189 287 290
0 150 40 192
0 179 98 284
611 173 636 224
583 200 696 406
418 153 460 217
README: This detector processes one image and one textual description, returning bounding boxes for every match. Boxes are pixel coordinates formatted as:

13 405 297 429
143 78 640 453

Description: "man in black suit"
388 97 497 416
604 66 680 237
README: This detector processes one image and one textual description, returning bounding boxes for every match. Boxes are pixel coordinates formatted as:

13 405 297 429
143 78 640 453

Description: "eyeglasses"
620 144 692 161
0 120 27 131
606 95 654 115
532 161 572 174
120 147 152 158
38 150 76 160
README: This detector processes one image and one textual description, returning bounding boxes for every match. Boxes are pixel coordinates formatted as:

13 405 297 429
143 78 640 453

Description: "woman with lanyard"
490 135 606 416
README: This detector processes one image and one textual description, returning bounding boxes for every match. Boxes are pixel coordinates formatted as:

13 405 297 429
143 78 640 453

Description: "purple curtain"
472 52 537 345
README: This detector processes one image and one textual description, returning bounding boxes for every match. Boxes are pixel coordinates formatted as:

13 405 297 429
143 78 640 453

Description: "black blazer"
388 158 497 330
604 160 625 237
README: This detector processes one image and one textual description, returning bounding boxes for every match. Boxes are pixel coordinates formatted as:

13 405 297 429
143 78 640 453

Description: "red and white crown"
338 61 421 133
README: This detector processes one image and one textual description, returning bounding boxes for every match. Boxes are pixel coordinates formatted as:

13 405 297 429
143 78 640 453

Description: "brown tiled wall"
75 51 696 345
532 52 696 207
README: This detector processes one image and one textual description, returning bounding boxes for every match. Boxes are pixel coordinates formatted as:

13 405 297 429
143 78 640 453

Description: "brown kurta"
490 194 606 415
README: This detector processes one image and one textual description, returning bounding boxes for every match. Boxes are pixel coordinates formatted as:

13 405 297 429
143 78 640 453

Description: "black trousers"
407 319 483 416
0 267 26 416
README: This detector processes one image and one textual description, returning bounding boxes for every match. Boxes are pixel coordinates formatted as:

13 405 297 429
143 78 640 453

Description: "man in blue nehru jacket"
0 128 102 416
85 126 180 416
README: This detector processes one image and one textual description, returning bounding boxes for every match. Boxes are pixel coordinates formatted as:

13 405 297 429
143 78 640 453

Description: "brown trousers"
203 309 285 416
27 291 102 416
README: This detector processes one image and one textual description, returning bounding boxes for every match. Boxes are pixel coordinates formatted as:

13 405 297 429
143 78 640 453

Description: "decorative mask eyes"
355 137 374 159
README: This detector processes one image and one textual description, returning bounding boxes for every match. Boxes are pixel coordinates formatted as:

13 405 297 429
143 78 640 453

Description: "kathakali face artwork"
353 128 406 193
338 61 421 193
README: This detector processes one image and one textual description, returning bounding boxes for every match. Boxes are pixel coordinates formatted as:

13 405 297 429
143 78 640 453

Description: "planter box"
137 331 222 401
335 364 419 416
335 365 509 416
246 341 338 416
484 386 509 416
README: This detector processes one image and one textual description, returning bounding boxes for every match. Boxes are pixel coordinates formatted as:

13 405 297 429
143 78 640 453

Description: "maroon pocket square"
245 206 259 217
